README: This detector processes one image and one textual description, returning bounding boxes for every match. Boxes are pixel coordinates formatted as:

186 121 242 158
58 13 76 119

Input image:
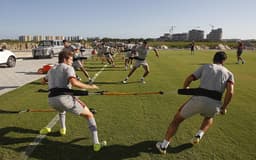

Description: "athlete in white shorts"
40 51 106 152
156 51 235 154
122 40 159 84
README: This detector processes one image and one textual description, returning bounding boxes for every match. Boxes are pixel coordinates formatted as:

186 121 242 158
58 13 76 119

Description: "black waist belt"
48 88 88 97
104 52 111 55
134 57 145 61
177 88 222 101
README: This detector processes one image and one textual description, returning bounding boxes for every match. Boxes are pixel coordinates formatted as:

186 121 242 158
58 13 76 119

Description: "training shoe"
39 127 51 135
122 80 128 84
190 135 201 145
88 79 93 84
242 61 245 64
89 108 97 114
156 142 167 154
76 76 82 81
93 141 107 152
140 78 146 84
60 128 66 136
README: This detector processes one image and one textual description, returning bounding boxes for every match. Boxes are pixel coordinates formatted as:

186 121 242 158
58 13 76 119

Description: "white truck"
32 40 64 58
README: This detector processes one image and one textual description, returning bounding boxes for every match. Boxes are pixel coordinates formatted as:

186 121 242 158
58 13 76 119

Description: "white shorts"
134 59 148 68
125 51 132 58
48 95 85 115
180 96 221 118
72 60 82 69
104 53 112 59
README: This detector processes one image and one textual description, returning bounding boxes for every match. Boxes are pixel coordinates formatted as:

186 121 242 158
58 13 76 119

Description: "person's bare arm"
153 48 159 58
220 82 234 115
183 74 195 89
41 77 47 85
70 78 98 89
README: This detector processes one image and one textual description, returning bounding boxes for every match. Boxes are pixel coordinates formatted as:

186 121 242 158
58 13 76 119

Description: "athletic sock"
195 130 204 139
59 111 66 129
161 139 170 149
88 117 99 144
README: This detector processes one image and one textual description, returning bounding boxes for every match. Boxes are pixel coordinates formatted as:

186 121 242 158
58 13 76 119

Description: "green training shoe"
39 127 51 135
60 128 66 136
93 141 107 152
190 135 201 145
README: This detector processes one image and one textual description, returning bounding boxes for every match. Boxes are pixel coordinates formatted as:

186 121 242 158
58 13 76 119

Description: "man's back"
194 64 234 93
47 63 75 90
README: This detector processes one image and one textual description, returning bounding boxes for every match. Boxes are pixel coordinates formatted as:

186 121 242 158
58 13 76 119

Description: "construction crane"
169 25 176 34
209 24 215 30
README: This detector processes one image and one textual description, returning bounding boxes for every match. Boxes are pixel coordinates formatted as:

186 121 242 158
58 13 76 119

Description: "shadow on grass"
193 62 239 66
0 86 19 90
0 127 39 145
168 143 193 153
16 140 161 160
29 81 43 85
93 80 140 85
16 71 39 75
1 127 193 160
86 69 125 72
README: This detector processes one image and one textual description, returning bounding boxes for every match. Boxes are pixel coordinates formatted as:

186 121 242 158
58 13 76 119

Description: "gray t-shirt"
45 63 76 90
136 45 149 59
193 64 234 93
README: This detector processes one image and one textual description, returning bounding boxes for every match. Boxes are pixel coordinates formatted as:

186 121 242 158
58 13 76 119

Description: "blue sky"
0 0 255 39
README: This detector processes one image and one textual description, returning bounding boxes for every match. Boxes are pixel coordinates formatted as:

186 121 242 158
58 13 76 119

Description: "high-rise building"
188 29 204 41
171 33 188 41
19 35 33 41
206 28 222 41
33 35 45 41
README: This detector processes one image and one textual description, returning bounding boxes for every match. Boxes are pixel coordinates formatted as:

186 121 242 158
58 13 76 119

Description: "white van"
32 40 64 58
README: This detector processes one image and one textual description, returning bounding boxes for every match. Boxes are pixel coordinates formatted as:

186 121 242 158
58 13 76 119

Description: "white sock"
161 139 170 149
195 130 204 138
88 117 99 144
59 111 66 129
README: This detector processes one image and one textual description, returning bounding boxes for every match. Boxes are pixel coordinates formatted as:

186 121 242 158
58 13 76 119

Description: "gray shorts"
73 60 82 69
48 95 85 115
104 53 113 59
125 51 132 58
180 96 221 118
134 59 148 68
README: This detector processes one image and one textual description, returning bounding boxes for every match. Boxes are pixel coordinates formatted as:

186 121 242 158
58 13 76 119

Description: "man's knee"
80 109 94 119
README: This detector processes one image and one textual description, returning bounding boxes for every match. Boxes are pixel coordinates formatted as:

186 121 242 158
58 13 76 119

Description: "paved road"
0 57 58 96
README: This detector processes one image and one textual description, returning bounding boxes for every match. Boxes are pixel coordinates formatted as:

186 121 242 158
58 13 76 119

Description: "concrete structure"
19 35 83 42
33 35 45 42
188 29 204 41
19 35 33 42
172 33 188 41
159 33 172 41
207 28 222 41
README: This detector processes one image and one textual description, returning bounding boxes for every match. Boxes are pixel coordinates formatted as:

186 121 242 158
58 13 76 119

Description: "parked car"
0 49 16 67
32 40 64 58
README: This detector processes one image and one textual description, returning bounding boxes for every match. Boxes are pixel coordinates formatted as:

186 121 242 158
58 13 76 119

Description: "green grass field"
0 49 255 160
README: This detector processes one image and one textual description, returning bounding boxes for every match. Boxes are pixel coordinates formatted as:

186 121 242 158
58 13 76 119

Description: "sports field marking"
19 114 59 160
19 61 112 160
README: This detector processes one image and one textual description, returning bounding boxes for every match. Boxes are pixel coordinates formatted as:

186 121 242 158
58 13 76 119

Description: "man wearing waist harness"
122 40 159 84
40 50 106 152
156 51 234 154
